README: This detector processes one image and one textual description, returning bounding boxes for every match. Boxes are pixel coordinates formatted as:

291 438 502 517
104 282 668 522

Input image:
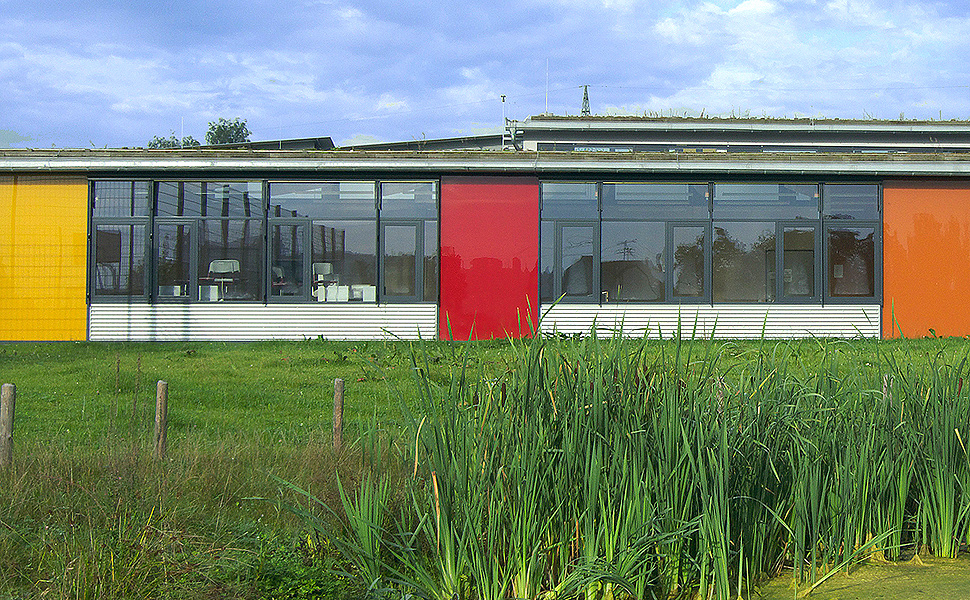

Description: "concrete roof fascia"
4 151 970 177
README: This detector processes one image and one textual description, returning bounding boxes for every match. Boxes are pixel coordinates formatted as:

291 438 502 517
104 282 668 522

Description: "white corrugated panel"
539 304 881 339
89 304 437 341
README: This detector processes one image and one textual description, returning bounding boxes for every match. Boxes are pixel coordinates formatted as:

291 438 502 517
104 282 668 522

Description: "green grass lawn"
1 335 969 599
0 338 517 599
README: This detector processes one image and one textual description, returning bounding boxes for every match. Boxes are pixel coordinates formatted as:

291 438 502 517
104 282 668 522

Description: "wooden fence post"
333 378 344 452
0 384 15 468
154 380 168 460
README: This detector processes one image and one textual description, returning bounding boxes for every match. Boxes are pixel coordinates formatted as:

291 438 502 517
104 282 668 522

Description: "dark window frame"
89 180 152 303
823 221 881 304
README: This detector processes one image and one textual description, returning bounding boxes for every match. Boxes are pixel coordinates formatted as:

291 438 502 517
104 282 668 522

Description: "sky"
2 0 970 149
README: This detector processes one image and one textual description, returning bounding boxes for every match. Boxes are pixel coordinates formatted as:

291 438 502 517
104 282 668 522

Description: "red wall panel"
439 176 539 340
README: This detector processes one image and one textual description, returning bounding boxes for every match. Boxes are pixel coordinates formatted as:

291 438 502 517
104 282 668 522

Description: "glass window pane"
156 182 203 216
269 182 376 219
541 182 598 219
561 225 595 297
156 223 192 298
713 222 776 302
672 226 705 298
601 222 665 301
714 184 818 219
93 181 150 217
828 227 875 297
271 224 305 298
94 225 146 295
198 219 263 301
783 227 815 298
381 182 437 218
311 220 376 302
384 225 417 297
201 182 262 218
424 221 438 301
602 183 708 219
540 221 554 301
823 184 879 220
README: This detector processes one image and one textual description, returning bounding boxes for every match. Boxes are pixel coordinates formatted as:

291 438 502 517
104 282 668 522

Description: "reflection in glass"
672 226 705 297
157 181 262 217
540 221 555 301
561 225 595 297
541 182 598 219
783 227 815 298
198 220 263 301
269 181 376 219
823 184 879 220
271 224 305 297
601 222 665 301
94 225 146 295
714 184 818 219
424 222 438 301
602 183 708 219
381 182 437 218
384 225 417 296
311 220 376 302
156 224 191 298
713 222 776 302
93 181 150 217
828 227 875 297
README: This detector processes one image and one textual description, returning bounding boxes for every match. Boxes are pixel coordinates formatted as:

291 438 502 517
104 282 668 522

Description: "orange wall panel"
0 175 88 341
883 180 970 337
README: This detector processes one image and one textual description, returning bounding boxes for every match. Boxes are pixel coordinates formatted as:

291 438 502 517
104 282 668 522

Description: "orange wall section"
0 175 88 341
883 180 970 338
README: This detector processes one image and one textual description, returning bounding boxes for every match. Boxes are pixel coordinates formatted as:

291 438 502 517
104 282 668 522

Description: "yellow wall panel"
0 175 88 341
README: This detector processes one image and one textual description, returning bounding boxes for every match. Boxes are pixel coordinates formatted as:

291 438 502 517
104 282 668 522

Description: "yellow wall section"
0 175 88 341
883 180 970 338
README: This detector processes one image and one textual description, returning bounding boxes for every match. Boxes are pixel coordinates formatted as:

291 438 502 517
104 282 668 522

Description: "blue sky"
2 0 969 148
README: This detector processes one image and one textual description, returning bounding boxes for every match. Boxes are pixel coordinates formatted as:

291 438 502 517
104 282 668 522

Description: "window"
379 182 438 302
540 183 599 302
601 221 665 302
782 226 817 299
268 181 377 302
823 184 879 220
603 183 707 219
827 226 876 297
93 181 150 218
90 181 151 300
714 184 818 219
94 224 147 296
91 179 438 305
539 180 880 307
154 181 264 302
823 184 879 301
671 224 707 299
713 222 776 302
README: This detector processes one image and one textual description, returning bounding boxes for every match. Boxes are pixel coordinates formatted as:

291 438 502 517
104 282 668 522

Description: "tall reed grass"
303 329 970 599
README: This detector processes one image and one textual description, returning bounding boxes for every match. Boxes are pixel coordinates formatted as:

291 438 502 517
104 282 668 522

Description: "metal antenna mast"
581 85 591 117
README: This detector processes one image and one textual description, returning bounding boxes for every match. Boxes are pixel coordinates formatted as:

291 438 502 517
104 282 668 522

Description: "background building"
2 115 970 341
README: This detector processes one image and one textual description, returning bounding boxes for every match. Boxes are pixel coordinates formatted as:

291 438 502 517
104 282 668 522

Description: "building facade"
3 117 970 341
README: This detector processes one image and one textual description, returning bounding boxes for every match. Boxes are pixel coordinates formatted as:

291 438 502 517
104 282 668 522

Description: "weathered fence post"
154 380 168 460
333 378 344 452
0 384 15 468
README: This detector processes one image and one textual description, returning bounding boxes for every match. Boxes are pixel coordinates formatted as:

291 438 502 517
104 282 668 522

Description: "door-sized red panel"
439 176 539 340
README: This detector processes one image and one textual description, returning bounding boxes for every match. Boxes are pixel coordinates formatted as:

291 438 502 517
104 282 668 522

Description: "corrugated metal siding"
89 304 437 341
538 304 881 339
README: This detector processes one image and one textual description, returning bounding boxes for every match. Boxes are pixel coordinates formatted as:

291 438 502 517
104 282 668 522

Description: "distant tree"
147 134 200 149
205 117 251 145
